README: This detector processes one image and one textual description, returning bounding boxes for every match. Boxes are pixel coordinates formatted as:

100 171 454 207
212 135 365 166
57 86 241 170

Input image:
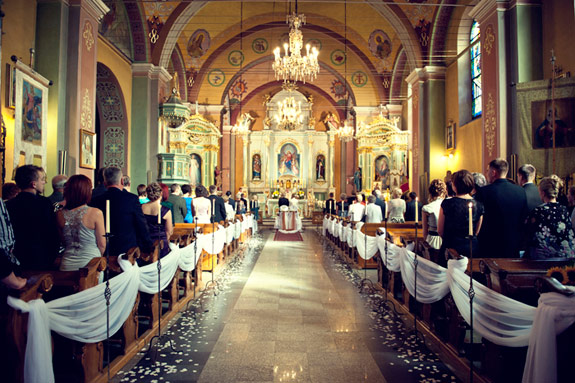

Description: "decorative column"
470 0 508 168
406 69 422 196
242 134 249 190
308 136 314 187
328 133 335 192
65 0 109 177
221 125 232 192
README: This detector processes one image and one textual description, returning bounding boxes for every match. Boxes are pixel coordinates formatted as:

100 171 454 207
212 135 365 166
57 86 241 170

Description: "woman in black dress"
438 170 484 263
141 182 173 258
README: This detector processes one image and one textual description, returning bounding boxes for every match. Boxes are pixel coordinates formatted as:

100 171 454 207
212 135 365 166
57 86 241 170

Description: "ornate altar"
356 113 409 192
157 90 221 185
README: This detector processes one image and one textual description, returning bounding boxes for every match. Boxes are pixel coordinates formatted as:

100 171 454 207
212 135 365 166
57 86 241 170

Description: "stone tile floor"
114 230 460 383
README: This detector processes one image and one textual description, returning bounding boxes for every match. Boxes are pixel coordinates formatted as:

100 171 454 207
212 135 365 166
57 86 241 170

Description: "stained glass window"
470 20 482 118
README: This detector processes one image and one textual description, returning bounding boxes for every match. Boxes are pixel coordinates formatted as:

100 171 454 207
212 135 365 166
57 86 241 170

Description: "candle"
212 198 215 217
158 202 162 225
105 200 110 233
415 197 418 223
468 201 473 236
385 201 389 219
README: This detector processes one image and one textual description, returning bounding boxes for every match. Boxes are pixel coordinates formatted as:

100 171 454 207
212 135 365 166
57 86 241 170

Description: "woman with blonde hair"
422 179 447 250
387 188 406 223
142 182 173 258
524 175 575 258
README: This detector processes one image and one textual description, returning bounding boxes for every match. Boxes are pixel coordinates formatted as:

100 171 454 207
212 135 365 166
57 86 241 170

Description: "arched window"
470 20 482 118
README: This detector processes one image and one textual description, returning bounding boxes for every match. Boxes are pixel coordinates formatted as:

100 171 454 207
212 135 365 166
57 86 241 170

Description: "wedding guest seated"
194 185 212 223
240 193 248 212
438 170 484 261
159 183 173 218
208 185 227 223
324 192 336 215
337 193 348 217
57 175 106 271
250 195 260 220
0 199 26 289
90 166 152 257
524 175 575 259
168 184 187 224
388 188 406 223
182 184 194 223
471 172 487 196
137 184 149 204
405 192 422 222
518 164 542 213
475 158 527 258
422 179 447 250
223 195 235 221
142 183 173 258
365 195 383 223
122 175 131 193
226 190 236 210
47 175 67 205
7 165 60 270
348 195 366 222
2 182 20 201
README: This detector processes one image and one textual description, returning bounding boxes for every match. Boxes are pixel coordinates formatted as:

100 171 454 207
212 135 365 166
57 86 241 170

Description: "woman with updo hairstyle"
524 175 575 258
422 179 447 250
387 187 406 223
438 170 484 264
181 184 194 223
192 184 212 223
57 175 106 271
142 182 173 258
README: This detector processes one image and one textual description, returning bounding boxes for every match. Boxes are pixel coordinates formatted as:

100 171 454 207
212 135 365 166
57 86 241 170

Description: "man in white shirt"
365 195 383 223
348 195 366 222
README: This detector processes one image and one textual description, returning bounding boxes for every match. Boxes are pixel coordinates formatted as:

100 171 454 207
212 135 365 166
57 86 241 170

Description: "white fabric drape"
7 221 253 383
323 230 575 382
354 229 381 260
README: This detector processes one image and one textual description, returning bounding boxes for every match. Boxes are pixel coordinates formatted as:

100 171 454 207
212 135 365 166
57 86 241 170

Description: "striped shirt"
0 199 17 265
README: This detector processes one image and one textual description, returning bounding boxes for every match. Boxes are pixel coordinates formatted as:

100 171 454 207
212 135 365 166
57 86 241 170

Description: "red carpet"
274 231 304 241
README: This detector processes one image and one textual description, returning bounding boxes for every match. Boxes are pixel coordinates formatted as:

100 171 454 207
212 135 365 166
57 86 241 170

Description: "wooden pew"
357 223 383 269
3 274 54 383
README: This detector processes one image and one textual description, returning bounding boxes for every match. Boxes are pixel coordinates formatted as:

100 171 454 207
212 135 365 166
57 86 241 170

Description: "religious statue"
353 167 362 192
307 189 316 218
214 166 222 188
252 154 261 180
316 155 326 180
323 111 340 130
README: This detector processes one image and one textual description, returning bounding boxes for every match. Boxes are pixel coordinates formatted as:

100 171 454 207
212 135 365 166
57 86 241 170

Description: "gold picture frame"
446 120 456 150
79 129 96 169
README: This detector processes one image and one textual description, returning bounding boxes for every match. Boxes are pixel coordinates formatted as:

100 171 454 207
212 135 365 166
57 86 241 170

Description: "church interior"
1 0 575 382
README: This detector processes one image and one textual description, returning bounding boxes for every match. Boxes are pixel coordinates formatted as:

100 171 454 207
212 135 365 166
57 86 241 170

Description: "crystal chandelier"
275 95 303 131
272 11 319 83
336 119 355 142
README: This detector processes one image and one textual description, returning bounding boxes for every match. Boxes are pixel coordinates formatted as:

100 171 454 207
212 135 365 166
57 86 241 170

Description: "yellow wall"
96 35 133 174
444 55 483 175
1 0 38 188
542 0 575 80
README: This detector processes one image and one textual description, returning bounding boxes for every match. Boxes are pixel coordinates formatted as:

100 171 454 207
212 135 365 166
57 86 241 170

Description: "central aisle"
198 231 385 383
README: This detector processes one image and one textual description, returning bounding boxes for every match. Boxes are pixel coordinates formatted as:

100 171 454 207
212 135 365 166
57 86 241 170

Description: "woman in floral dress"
524 175 575 258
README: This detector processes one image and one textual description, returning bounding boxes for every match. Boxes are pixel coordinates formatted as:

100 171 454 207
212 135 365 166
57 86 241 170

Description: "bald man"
48 174 68 205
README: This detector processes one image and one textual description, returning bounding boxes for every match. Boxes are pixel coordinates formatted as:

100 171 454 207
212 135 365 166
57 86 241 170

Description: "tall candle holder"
467 201 476 383
103 231 112 381
359 222 375 294
202 209 220 295
378 217 402 316
402 221 425 347
185 217 200 314
145 214 178 361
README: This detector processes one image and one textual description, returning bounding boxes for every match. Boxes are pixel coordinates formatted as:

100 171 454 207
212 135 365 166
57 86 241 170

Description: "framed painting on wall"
446 121 456 150
13 60 50 171
5 63 15 108
79 129 96 169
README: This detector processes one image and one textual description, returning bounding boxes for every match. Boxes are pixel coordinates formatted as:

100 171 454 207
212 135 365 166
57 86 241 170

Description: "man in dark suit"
517 164 542 213
337 193 349 217
278 193 290 208
324 192 336 215
208 185 227 223
373 189 387 219
91 166 153 257
167 184 188 223
7 165 60 270
226 191 236 210
404 192 422 222
475 158 528 258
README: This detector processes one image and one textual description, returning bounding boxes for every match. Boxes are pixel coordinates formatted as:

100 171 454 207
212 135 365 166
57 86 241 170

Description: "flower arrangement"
272 190 280 199
546 263 575 285
298 190 305 198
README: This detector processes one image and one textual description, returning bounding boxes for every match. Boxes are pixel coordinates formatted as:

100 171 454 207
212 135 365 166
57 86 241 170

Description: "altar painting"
316 154 326 181
190 153 202 185
278 143 300 177
374 155 390 188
